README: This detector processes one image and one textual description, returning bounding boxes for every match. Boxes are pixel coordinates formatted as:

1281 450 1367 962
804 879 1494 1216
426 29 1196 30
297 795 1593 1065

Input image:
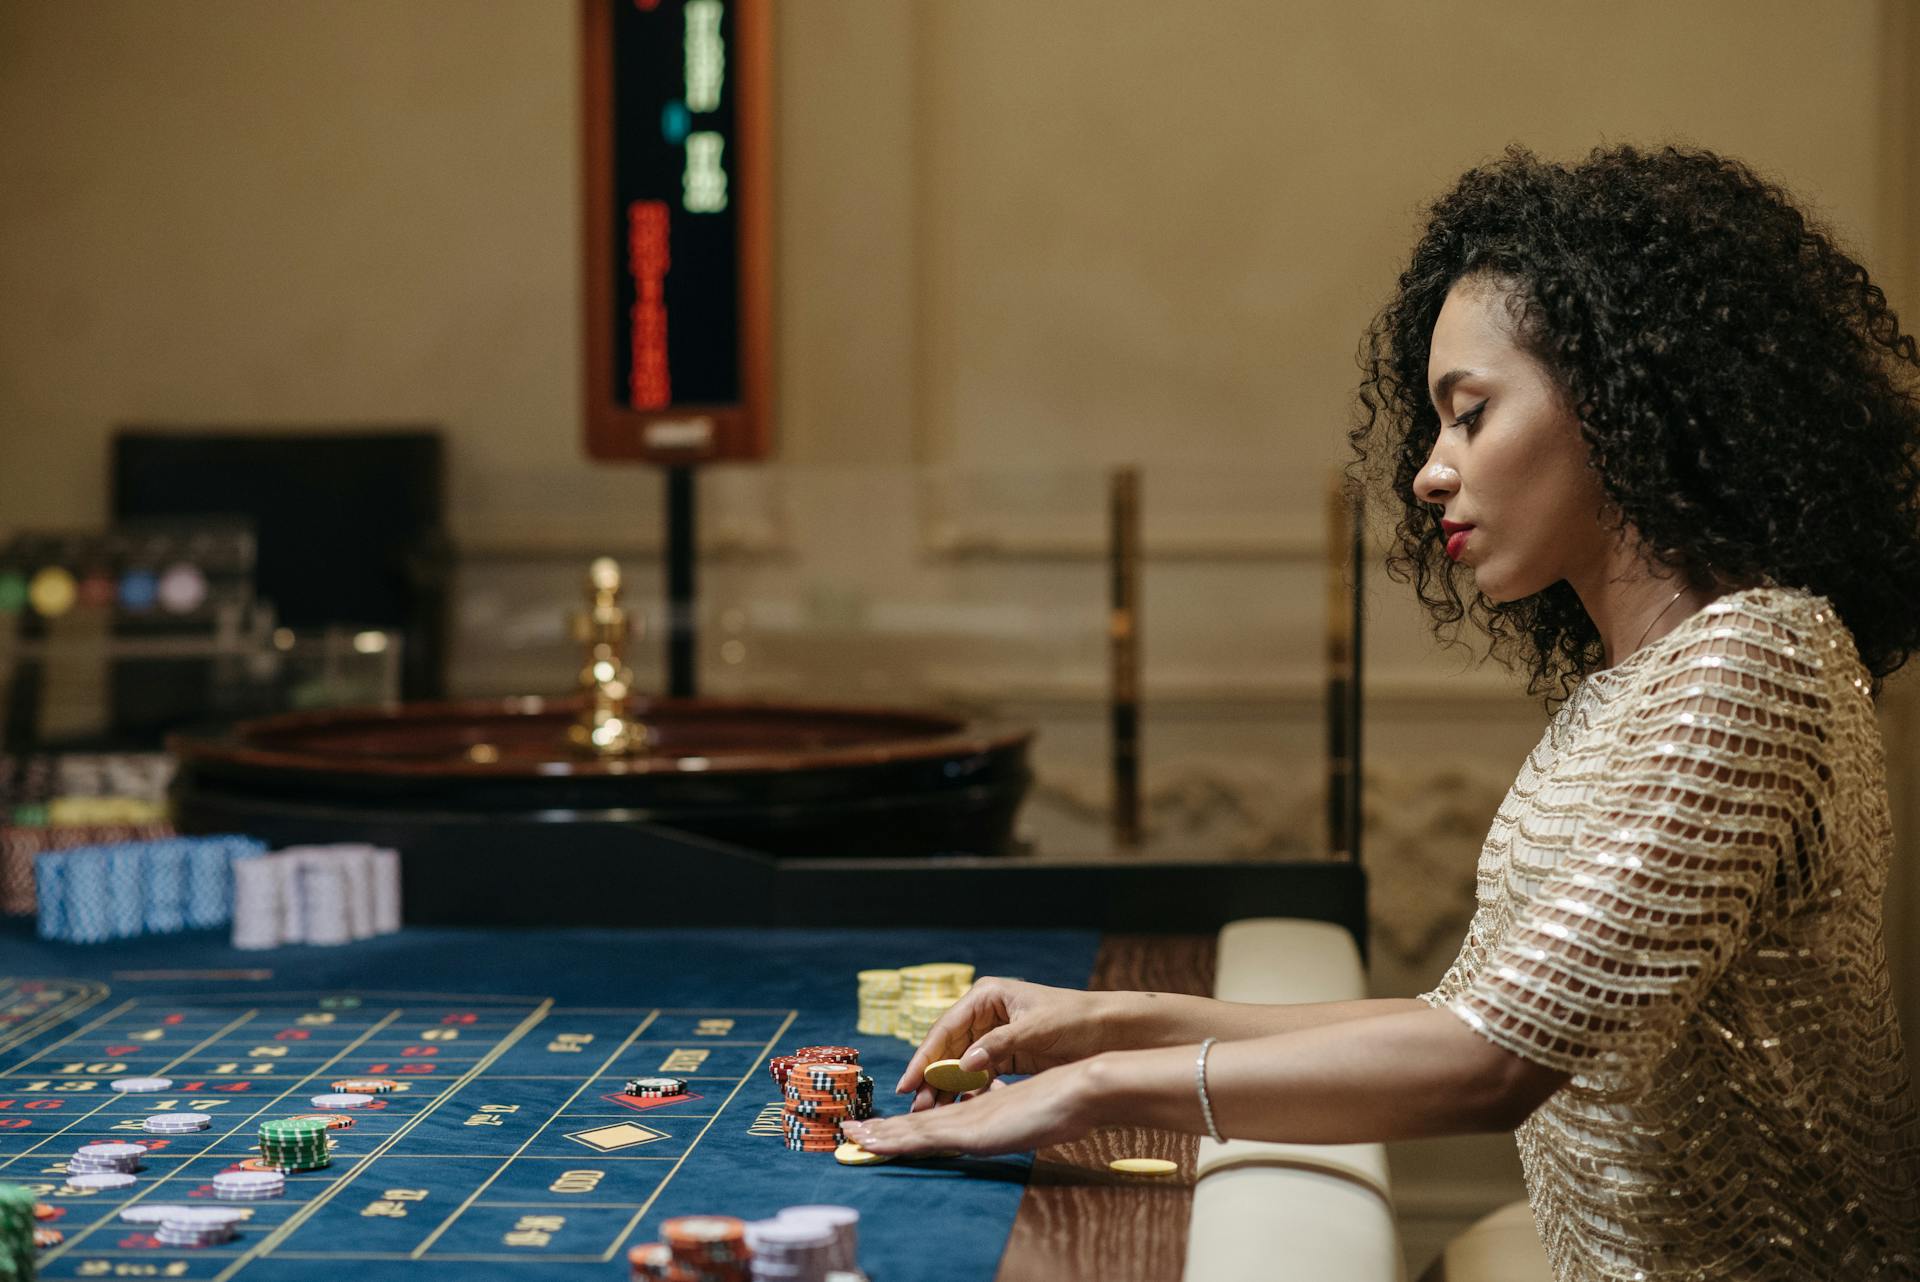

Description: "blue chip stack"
34 836 267 943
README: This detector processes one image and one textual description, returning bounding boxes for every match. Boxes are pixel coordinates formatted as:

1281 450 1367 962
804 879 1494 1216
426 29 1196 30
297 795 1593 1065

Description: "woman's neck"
1574 552 1731 670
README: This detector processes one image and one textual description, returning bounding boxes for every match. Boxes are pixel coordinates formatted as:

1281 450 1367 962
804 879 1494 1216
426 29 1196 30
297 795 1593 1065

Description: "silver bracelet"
1195 1036 1226 1143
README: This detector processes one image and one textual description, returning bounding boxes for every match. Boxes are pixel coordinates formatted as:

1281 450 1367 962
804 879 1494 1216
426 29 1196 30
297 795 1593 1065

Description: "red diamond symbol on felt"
601 1090 702 1113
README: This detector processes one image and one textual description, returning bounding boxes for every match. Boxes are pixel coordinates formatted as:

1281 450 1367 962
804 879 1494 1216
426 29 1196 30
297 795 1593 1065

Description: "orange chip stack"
782 1060 861 1152
627 1241 672 1280
657 1215 752 1282
766 1043 877 1155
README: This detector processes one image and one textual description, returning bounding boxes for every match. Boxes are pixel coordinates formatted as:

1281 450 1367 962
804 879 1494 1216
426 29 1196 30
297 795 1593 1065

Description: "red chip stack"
767 1045 859 1090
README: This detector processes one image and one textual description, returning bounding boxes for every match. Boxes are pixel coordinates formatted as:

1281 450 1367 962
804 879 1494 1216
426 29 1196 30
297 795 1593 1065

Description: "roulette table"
0 921 1213 1282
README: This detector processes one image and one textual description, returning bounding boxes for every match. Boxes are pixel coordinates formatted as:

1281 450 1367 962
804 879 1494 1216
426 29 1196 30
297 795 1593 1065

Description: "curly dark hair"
1347 143 1920 705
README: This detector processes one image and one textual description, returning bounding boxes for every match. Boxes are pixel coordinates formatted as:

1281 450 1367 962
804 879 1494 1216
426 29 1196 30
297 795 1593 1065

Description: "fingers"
896 981 1010 1094
957 1025 1019 1077
843 1108 951 1157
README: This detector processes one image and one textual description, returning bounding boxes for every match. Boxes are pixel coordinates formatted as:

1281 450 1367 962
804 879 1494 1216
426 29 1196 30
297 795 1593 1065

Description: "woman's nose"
1413 444 1459 505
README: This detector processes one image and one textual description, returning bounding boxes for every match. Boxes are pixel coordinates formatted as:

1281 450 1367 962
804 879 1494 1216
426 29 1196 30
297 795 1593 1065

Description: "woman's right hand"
894 977 1121 1112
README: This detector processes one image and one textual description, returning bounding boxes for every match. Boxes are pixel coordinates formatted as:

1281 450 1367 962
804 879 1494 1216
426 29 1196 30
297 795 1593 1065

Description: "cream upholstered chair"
1179 920 1556 1281
1414 1200 1551 1282
1182 919 1406 1282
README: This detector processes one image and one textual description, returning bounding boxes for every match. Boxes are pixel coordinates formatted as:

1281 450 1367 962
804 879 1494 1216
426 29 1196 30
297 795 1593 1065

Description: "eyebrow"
1428 367 1481 410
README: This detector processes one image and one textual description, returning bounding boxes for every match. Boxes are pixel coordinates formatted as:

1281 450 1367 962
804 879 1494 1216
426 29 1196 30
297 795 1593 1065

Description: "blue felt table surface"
0 922 1102 1282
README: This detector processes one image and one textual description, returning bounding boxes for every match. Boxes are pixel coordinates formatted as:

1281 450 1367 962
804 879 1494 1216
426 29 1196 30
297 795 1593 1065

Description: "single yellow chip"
1109 1157 1178 1176
834 1140 890 1166
923 1058 991 1094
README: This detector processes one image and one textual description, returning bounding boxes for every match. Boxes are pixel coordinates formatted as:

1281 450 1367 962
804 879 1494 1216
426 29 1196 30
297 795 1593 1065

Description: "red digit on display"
400 1047 437 1057
440 1014 477 1025
274 1029 312 1041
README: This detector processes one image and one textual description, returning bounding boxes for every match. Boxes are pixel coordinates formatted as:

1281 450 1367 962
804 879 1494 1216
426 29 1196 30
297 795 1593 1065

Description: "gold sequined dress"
1422 586 1920 1279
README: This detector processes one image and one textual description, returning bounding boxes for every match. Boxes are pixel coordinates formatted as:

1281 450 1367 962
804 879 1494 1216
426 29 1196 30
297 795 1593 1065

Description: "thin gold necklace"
1629 585 1689 656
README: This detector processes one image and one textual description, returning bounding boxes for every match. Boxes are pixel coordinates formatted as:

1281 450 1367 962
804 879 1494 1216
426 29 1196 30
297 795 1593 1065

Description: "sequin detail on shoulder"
1423 586 1920 1280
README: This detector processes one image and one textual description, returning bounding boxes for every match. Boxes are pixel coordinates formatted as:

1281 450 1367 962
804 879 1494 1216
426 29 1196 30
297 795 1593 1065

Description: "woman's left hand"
841 1063 1099 1158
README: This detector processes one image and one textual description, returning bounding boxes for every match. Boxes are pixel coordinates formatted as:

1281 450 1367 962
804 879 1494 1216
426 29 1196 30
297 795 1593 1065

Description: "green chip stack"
257 1118 331 1172
0 1183 36 1282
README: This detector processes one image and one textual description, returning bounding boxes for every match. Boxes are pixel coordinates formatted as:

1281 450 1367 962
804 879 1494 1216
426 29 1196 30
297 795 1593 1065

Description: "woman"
842 145 1920 1278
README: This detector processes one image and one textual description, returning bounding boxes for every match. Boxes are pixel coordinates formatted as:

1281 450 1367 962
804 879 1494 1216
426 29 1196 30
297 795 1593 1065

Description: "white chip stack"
778 1206 859 1273
229 844 404 950
68 1142 146 1174
301 857 352 945
231 857 285 950
110 1077 172 1094
155 1206 247 1247
142 1113 210 1135
213 1169 284 1201
371 847 401 932
120 1204 186 1226
742 1205 864 1280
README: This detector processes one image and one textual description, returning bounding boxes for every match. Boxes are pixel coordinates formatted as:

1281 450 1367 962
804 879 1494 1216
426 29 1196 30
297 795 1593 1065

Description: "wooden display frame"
581 0 774 463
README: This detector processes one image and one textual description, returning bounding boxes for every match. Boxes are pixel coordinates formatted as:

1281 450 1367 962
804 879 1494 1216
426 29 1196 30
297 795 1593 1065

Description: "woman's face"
1412 278 1617 604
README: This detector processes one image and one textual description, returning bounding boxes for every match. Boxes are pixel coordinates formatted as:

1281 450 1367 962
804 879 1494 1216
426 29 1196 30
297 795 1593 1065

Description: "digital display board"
582 0 772 463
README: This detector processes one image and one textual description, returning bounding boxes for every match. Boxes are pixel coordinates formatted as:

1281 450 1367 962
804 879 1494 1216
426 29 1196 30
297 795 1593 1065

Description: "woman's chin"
1469 566 1522 605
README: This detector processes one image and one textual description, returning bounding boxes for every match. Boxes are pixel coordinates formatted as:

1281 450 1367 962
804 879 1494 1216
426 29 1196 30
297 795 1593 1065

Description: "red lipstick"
1441 520 1474 561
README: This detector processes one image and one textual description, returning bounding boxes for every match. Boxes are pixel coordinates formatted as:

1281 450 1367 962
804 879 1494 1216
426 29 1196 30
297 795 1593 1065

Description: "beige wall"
2 2 1916 1273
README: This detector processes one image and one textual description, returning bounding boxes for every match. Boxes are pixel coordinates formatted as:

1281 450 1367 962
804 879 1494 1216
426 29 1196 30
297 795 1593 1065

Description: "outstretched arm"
851 1004 1568 1156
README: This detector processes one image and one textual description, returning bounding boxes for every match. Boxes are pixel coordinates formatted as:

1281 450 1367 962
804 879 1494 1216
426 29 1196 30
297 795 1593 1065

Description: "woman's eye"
1452 401 1488 430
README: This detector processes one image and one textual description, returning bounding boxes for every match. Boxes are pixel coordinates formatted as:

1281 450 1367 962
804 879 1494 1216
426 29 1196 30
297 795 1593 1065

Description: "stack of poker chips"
154 1206 248 1248
33 836 265 943
768 1047 874 1134
624 1076 687 1100
854 970 900 1035
213 1170 285 1201
65 1142 146 1192
230 844 402 950
629 1206 865 1282
635 1215 753 1282
755 1205 860 1279
256 1118 331 1172
781 1062 865 1153
142 1112 210 1136
892 963 975 1043
1 748 174 899
742 1219 833 1280
0 1182 37 1280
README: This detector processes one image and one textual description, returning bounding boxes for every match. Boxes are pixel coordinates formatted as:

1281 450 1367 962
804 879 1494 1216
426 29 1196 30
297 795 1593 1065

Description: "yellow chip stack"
856 969 901 1035
893 963 976 1043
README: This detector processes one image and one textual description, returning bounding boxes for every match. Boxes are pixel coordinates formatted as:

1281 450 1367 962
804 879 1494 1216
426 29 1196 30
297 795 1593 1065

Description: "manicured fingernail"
959 1047 988 1070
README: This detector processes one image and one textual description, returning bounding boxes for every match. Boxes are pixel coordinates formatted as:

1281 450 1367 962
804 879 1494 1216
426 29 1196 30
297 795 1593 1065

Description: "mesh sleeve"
1446 614 1831 1084
1419 904 1491 1009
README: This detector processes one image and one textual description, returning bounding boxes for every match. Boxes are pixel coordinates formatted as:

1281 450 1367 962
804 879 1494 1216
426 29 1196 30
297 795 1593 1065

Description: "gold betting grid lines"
0 985 796 1276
